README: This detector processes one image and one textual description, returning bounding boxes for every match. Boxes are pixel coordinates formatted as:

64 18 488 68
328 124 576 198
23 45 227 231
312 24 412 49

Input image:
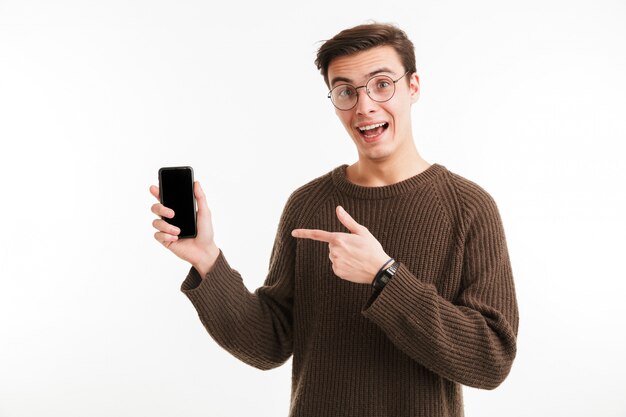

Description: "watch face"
373 261 399 290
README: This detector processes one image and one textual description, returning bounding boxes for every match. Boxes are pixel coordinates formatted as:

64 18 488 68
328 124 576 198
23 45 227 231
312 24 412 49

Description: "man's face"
327 46 420 162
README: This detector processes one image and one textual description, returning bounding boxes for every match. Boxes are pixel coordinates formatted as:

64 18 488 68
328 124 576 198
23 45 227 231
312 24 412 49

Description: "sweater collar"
331 163 445 199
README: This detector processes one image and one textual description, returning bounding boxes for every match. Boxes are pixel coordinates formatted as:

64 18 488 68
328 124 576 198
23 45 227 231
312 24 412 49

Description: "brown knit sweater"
181 163 518 417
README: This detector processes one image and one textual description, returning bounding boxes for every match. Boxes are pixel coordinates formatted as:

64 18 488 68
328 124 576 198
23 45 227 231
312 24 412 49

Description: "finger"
151 202 175 218
154 231 178 245
336 206 364 234
194 181 213 225
149 185 160 200
291 228 335 243
152 218 180 235
328 243 339 262
194 181 207 213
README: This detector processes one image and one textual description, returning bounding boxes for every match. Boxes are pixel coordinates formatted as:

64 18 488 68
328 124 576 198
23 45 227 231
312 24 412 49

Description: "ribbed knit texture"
181 163 518 417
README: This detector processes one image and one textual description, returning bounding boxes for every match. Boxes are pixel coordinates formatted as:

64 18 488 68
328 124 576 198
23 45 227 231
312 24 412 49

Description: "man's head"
315 23 416 88
315 23 420 164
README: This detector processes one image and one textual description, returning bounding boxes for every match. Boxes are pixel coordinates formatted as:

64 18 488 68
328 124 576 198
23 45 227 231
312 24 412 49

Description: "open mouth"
357 122 389 141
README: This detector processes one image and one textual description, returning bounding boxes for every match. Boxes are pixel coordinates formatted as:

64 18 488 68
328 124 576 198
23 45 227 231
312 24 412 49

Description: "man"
150 23 518 417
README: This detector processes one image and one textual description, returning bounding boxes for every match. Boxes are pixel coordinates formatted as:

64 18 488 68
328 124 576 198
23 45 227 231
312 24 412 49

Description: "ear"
409 72 420 104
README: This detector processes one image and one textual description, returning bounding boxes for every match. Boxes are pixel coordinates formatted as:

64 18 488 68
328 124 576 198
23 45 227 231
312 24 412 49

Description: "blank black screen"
159 167 196 238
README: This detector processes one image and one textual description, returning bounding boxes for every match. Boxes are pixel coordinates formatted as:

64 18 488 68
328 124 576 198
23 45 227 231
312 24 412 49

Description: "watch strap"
372 260 400 291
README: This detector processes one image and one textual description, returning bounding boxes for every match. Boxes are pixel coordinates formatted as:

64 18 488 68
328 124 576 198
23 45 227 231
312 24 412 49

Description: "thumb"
336 206 365 234
194 181 208 215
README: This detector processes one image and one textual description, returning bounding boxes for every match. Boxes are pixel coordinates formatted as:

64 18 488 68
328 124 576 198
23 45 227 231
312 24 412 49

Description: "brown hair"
315 23 417 87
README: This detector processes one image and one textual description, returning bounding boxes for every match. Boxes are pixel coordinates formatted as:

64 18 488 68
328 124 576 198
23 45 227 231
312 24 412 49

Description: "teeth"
358 122 386 132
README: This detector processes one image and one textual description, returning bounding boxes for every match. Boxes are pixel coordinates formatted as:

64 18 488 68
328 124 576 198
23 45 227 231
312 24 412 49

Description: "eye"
336 86 355 98
376 80 391 89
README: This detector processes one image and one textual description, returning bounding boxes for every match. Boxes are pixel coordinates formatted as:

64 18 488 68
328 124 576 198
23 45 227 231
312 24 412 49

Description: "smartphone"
158 166 197 238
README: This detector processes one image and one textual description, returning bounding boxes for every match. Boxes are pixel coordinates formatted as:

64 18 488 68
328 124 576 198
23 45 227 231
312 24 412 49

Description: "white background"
1 0 625 416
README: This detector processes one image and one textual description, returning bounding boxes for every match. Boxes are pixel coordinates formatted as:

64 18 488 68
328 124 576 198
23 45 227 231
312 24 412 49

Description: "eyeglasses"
327 71 410 111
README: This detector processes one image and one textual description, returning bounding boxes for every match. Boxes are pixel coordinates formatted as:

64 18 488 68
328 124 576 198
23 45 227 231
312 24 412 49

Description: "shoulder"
436 167 502 231
287 168 335 205
287 169 334 207
447 170 497 208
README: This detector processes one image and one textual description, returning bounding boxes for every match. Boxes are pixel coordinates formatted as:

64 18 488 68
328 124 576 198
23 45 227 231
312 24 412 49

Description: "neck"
347 141 430 187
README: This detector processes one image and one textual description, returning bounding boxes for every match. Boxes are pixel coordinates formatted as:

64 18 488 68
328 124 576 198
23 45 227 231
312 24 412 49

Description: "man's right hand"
150 181 220 277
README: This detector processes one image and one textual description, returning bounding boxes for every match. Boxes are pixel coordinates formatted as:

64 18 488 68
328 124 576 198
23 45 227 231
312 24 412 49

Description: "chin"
359 146 394 161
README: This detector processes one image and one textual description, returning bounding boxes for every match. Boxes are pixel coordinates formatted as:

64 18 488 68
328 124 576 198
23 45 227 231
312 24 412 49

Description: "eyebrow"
330 67 397 87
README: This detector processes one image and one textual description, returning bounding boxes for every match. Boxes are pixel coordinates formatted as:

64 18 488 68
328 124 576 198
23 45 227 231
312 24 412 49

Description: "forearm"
363 263 518 389
182 250 294 370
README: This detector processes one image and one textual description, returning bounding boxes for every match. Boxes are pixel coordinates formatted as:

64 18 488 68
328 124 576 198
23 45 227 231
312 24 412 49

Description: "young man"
150 23 518 417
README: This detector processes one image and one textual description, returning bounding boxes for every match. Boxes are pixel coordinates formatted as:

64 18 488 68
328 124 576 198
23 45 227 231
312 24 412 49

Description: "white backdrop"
1 0 625 416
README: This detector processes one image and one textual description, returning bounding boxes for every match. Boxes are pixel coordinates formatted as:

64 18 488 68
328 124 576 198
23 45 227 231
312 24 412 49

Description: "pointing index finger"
291 228 335 243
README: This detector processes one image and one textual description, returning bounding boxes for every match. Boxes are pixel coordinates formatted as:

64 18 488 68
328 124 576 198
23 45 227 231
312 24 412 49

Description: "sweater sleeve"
179 195 297 371
362 186 518 390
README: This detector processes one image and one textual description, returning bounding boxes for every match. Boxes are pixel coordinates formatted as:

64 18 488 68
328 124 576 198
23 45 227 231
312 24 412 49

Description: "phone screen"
158 166 197 238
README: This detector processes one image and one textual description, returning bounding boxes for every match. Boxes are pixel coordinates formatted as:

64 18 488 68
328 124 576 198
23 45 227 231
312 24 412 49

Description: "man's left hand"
291 206 390 285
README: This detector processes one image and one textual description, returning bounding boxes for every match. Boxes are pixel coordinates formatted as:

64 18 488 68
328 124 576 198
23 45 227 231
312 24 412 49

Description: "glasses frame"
327 71 410 111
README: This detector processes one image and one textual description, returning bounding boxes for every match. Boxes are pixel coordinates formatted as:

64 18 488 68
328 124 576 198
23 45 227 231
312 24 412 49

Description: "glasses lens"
366 75 395 102
330 85 357 110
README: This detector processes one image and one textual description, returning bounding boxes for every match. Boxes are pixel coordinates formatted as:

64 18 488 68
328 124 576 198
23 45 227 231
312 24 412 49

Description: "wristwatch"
372 260 400 291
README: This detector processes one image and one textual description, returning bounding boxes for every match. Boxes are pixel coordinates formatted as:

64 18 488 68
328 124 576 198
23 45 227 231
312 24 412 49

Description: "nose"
354 86 377 115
